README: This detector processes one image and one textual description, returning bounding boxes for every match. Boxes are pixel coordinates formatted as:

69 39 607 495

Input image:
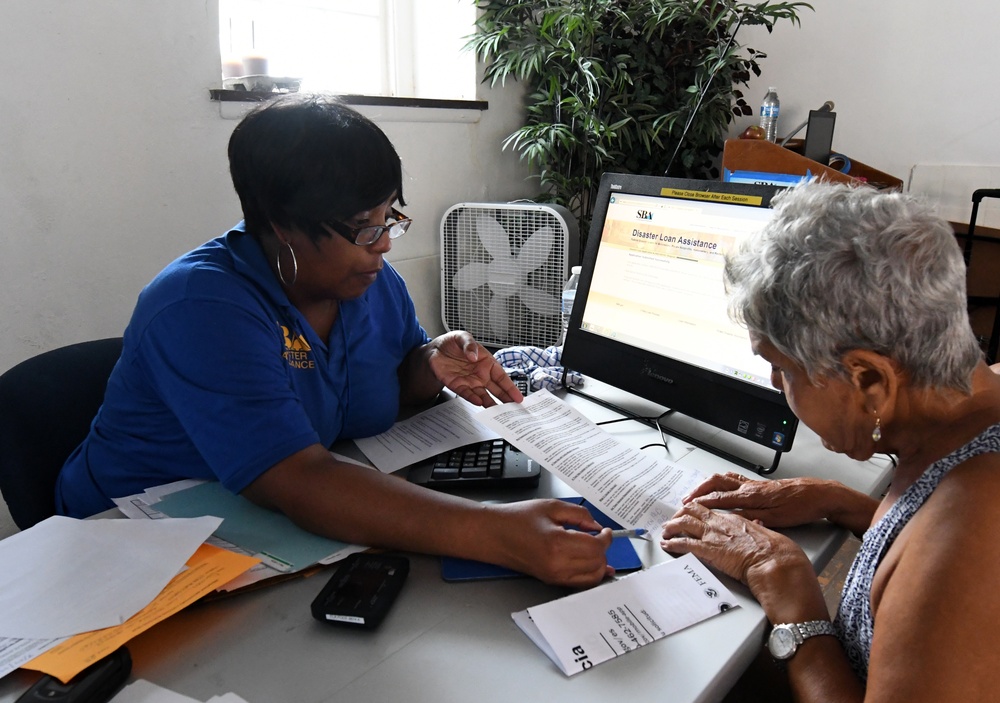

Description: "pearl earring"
872 414 882 443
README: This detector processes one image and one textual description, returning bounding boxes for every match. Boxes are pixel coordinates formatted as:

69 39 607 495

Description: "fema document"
477 389 707 533
512 553 737 675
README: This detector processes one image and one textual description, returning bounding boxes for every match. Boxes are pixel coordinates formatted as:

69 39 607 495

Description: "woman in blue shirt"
57 94 613 588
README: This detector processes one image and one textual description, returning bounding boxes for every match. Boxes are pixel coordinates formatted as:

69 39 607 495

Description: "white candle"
241 54 269 77
222 57 244 79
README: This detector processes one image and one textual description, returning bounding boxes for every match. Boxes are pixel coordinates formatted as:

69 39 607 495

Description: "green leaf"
473 0 810 236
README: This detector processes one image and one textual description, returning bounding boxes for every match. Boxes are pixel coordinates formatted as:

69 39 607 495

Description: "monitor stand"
562 382 783 475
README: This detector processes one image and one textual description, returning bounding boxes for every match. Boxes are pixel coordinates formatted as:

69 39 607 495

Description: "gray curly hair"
724 181 982 392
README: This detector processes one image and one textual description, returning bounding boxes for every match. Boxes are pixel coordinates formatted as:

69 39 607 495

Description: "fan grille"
441 203 578 349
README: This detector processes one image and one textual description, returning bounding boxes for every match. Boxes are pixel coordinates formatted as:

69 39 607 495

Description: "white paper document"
110 679 251 703
113 475 365 591
0 635 67 681
354 396 499 473
512 553 737 675
477 390 707 532
111 679 202 703
0 515 221 640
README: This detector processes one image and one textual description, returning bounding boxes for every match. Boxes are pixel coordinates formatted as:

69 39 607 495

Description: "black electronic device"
16 646 131 703
561 174 799 473
803 109 837 166
507 370 530 397
406 438 541 489
311 553 410 629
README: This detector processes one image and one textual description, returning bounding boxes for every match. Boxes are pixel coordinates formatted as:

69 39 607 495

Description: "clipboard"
441 497 643 581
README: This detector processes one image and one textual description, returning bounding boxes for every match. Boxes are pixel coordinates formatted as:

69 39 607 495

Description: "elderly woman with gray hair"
661 181 1000 701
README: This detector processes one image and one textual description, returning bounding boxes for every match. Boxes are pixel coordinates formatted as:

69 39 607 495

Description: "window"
218 0 478 101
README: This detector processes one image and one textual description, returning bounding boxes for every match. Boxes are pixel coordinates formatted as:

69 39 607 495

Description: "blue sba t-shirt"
56 225 429 518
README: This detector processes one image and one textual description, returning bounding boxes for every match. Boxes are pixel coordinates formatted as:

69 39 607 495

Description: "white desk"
0 382 893 703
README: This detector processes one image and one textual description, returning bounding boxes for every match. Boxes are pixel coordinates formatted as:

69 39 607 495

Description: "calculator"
406 438 541 490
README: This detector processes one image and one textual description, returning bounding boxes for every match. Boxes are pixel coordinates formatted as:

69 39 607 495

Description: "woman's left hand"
428 331 524 407
682 471 836 529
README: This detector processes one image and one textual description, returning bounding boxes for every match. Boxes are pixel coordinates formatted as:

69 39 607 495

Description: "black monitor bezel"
561 173 799 453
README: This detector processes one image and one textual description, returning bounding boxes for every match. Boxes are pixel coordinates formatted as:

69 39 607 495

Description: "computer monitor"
561 173 799 467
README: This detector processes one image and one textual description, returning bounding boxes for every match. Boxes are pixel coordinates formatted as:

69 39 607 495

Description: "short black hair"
227 93 404 242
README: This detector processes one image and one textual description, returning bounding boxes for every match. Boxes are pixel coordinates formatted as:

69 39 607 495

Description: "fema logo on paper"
703 586 733 612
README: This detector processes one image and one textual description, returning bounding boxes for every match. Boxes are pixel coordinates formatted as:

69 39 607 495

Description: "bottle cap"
571 265 582 274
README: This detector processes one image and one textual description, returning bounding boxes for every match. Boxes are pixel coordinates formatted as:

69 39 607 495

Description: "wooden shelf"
722 139 903 191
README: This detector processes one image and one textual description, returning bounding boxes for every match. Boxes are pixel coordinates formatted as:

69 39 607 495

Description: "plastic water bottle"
560 265 582 344
759 87 780 143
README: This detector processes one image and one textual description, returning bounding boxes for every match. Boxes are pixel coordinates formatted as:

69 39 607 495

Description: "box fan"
440 202 579 349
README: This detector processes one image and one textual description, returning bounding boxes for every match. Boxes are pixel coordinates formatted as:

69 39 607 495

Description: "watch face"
769 626 797 660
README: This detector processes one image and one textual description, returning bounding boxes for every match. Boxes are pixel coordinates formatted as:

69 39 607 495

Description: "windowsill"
210 90 488 123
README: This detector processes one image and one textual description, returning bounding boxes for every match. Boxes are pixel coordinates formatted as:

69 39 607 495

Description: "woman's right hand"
484 499 614 588
661 500 801 585
682 471 835 528
660 501 828 624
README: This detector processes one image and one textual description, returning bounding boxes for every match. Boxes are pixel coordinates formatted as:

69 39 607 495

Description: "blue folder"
441 497 643 581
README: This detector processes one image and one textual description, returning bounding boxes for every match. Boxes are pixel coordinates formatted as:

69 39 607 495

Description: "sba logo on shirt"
281 324 315 370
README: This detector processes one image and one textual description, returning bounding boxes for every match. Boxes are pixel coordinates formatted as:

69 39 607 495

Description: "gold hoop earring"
276 241 298 287
872 413 882 443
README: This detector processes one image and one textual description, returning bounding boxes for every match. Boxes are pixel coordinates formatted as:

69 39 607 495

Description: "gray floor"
818 534 862 617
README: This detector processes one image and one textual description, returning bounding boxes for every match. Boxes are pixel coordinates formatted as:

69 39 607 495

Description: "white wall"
730 0 1000 224
0 3 533 374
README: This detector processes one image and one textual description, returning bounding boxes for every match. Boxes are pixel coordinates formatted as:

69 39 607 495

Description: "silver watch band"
792 620 838 643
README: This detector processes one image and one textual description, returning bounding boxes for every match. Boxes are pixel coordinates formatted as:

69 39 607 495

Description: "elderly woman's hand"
661 502 826 623
683 471 880 538
661 501 805 584
682 471 836 528
427 331 524 407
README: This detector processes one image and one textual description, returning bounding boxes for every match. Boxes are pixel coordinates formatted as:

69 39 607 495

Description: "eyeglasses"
322 207 412 246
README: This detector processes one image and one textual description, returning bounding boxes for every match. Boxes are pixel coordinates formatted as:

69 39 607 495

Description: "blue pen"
577 527 651 540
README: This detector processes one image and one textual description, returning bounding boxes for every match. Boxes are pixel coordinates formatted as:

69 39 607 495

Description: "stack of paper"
113 469 368 591
0 516 257 682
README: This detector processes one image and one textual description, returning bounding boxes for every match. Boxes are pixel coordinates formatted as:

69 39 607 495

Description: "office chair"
963 189 1000 365
0 337 123 530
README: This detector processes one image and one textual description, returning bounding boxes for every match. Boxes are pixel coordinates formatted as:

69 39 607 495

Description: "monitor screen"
562 173 799 453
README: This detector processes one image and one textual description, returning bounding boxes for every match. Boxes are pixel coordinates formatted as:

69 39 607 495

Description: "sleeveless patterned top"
834 423 1000 681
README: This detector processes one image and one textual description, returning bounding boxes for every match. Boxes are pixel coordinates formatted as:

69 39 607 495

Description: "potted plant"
468 0 811 237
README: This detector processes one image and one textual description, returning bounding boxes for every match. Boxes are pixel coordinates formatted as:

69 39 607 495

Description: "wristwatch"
767 620 838 660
